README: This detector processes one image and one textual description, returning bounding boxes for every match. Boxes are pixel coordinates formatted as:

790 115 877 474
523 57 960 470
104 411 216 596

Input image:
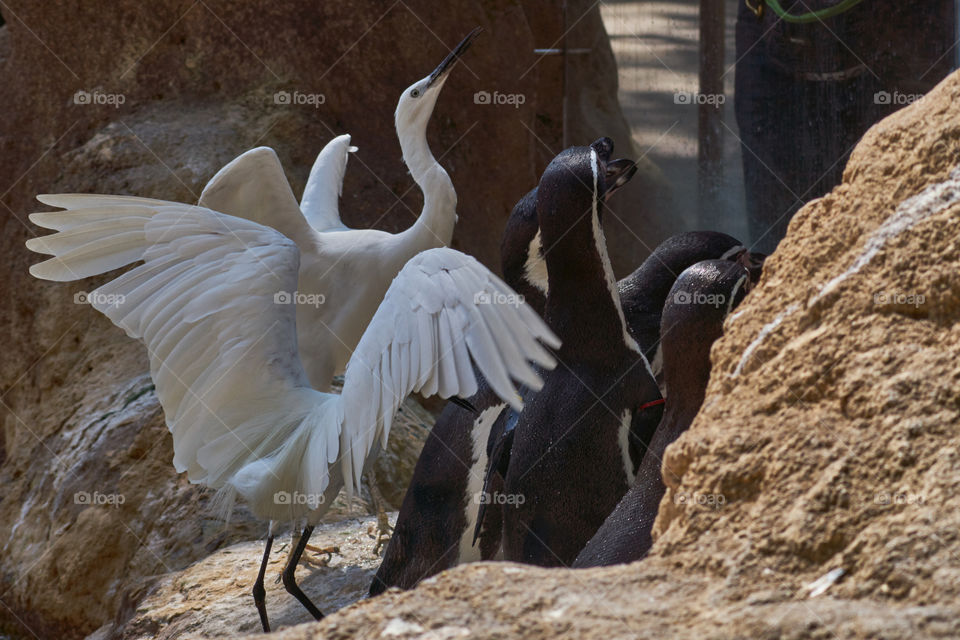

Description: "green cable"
765 0 866 23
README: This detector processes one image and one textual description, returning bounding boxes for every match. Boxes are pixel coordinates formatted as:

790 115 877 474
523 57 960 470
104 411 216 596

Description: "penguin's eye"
410 88 422 98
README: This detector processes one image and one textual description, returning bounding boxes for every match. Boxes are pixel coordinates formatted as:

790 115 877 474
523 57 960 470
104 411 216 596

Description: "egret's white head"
394 27 481 143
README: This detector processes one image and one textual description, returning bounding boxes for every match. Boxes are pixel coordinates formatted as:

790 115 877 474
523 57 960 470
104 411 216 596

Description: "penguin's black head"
537 144 605 234
739 250 767 288
590 137 638 202
661 259 751 398
532 144 610 287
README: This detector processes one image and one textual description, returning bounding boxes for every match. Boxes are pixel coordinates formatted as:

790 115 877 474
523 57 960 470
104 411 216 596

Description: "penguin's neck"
619 260 678 318
396 120 457 250
543 207 642 361
661 335 713 429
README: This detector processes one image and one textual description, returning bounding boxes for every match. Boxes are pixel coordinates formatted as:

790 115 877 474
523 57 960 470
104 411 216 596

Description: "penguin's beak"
425 27 482 89
603 158 638 201
731 249 767 289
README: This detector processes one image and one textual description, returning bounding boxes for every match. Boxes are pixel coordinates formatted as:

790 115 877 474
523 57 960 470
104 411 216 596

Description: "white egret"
193 27 482 393
26 27 558 632
27 194 558 630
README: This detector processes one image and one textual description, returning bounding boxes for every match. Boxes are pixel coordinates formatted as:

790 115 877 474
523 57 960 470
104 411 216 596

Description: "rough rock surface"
183 64 960 640
0 2 651 638
103 515 396 640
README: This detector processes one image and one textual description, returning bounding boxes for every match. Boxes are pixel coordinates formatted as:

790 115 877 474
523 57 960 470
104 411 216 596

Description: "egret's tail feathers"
207 392 344 522
209 484 238 528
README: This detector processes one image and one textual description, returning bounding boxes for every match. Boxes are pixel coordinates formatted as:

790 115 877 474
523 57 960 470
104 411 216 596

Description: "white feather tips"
338 247 559 493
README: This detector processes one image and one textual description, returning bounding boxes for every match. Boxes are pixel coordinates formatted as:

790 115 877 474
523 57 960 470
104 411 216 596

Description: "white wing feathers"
197 146 313 245
26 196 559 521
29 196 339 522
338 247 560 495
299 134 356 232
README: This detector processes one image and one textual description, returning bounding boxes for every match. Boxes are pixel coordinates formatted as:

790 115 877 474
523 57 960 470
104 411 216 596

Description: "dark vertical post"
561 0 569 148
955 0 960 70
698 0 725 215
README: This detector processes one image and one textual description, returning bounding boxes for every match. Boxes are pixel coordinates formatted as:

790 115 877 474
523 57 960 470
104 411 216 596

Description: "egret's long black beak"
426 27 482 89
604 158 638 201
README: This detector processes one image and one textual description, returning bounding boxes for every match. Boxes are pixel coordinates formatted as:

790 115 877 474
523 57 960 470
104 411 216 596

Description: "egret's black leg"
253 534 274 632
281 525 325 620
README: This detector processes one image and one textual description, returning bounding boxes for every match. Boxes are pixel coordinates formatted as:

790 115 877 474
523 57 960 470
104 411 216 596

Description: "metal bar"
698 0 725 216
562 0 569 148
956 0 960 69
534 48 591 55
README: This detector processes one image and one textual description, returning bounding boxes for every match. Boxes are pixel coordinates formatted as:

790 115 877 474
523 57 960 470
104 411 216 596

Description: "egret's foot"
364 469 394 556
302 544 341 568
367 515 394 556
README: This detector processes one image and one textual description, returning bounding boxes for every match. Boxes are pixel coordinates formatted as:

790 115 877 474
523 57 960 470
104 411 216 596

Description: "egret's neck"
397 120 457 248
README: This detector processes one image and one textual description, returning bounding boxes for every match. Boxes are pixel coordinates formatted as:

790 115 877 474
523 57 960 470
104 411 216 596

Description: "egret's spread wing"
198 146 314 245
339 247 561 494
28 195 341 522
300 134 356 232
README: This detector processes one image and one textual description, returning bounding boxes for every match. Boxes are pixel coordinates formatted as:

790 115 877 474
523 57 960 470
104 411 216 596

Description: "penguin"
476 230 758 553
513 224 754 384
498 140 663 567
573 258 756 568
369 140 640 595
618 231 750 380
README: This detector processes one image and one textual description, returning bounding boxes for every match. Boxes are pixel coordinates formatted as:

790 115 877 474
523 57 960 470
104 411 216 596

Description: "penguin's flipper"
472 409 518 546
628 395 665 477
449 396 479 414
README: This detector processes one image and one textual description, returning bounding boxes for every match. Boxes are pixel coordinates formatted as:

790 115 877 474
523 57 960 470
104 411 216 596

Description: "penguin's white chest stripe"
617 408 635 486
524 231 548 293
457 404 506 563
